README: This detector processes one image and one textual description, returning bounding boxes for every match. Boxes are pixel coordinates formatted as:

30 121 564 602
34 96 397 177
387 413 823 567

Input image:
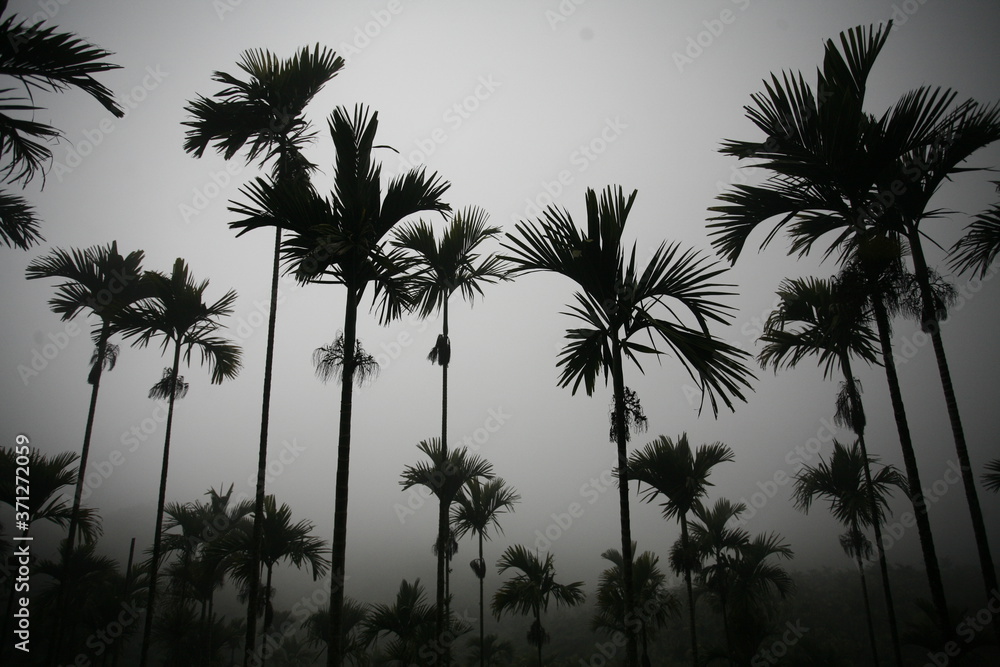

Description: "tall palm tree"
708 22 955 635
363 579 436 666
25 242 147 554
758 273 906 665
792 439 907 666
491 544 585 667
212 494 330 665
503 185 753 666
0 1 123 249
451 477 520 667
685 498 749 658
393 206 508 638
183 45 344 665
113 258 242 667
627 434 734 667
400 438 493 661
592 543 677 667
229 104 451 666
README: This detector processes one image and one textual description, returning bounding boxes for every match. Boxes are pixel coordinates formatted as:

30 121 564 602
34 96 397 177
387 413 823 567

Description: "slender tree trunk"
478 531 485 667
681 514 698 667
436 496 450 664
327 285 358 667
139 340 183 667
262 564 275 667
853 525 880 666
435 297 450 665
535 608 543 667
842 354 904 667
111 537 135 667
908 231 999 639
611 340 639 667
245 226 282 666
870 291 952 637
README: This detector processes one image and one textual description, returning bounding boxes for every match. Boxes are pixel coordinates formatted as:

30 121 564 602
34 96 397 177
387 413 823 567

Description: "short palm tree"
400 438 494 659
792 439 907 666
757 273 907 664
708 23 955 635
229 104 451 665
304 599 369 666
183 45 344 665
0 2 123 249
451 477 520 667
627 433 734 667
491 544 585 667
592 543 677 666
363 579 436 666
725 532 795 663
685 498 749 657
113 258 242 667
503 185 753 666
951 195 1000 279
466 633 513 667
25 241 147 553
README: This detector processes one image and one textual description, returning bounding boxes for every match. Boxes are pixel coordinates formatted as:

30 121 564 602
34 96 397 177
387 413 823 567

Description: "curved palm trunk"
870 291 952 636
841 354 904 667
680 514 698 667
478 531 485 667
139 340 183 667
611 339 639 667
908 233 999 638
851 522 880 666
327 285 358 667
245 226 282 667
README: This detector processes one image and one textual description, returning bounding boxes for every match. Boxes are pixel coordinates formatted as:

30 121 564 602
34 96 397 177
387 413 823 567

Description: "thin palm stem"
611 340 638 667
681 514 698 667
245 226 282 667
139 340 182 667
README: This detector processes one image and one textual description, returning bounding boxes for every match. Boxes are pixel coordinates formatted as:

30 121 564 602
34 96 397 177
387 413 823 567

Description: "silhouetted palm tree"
792 439 907 666
685 498 749 657
25 242 147 553
491 545 585 667
451 477 520 667
229 105 450 665
627 434 734 667
363 579 436 666
393 206 508 642
401 438 493 660
983 459 1000 494
183 45 344 665
304 598 369 666
465 633 513 667
592 543 676 667
758 273 906 663
708 23 953 637
951 194 1000 279
0 1 123 249
503 185 753 666
113 258 242 667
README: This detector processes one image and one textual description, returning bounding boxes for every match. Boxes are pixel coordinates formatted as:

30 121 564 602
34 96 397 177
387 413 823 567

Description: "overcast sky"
3 0 1000 615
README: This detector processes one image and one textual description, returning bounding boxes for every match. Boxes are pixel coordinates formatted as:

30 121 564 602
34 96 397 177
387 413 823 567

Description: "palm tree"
183 45 344 665
0 1 123 249
113 258 242 667
685 498 749 658
757 273 906 664
503 185 753 666
213 495 330 665
708 23 955 635
400 438 493 661
950 196 1000 279
304 599 369 666
627 434 734 667
25 242 147 554
229 104 451 666
592 544 677 667
725 533 795 664
491 544 585 667
393 206 508 640
983 459 1000 494
451 477 520 667
363 579 436 666
792 439 907 666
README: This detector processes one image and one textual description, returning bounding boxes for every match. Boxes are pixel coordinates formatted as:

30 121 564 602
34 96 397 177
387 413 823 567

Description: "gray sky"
3 0 1000 614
